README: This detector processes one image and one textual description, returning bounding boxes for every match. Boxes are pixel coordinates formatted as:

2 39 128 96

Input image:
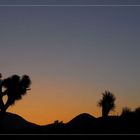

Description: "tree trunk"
0 110 6 132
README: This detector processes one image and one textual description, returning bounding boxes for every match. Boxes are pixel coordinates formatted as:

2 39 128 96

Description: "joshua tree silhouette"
0 74 31 113
98 91 116 118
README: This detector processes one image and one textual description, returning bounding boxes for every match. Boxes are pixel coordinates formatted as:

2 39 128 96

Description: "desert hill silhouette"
0 112 40 133
1 112 140 134
65 113 97 133
36 113 97 134
68 113 96 124
0 75 140 134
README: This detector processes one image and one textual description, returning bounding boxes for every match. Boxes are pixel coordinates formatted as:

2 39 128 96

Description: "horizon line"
0 5 140 7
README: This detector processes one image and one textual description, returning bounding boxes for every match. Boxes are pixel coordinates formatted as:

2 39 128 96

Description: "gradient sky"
0 0 140 125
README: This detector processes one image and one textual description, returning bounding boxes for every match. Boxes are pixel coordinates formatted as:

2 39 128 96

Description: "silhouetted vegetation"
121 107 132 117
0 73 31 130
0 74 31 113
98 91 116 118
0 75 140 134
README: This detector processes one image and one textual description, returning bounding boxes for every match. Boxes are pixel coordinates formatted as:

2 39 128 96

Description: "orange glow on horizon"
7 77 140 125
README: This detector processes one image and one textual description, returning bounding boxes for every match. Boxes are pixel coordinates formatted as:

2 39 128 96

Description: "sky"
0 0 140 125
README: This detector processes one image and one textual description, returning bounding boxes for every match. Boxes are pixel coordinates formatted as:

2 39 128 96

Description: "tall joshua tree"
0 74 31 113
98 91 116 118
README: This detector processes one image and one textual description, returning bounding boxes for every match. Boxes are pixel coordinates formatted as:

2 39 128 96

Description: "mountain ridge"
1 112 140 134
1 112 40 132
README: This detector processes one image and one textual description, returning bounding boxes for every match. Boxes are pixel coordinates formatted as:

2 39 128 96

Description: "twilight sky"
0 1 140 125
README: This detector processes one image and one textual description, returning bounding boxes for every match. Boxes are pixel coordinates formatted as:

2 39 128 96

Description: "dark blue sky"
0 0 140 5
0 1 140 124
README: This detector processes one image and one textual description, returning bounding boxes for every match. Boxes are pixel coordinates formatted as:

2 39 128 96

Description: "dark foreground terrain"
0 112 140 134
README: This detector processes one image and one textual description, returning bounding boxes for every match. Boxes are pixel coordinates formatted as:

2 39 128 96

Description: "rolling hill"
0 112 40 133
1 112 140 134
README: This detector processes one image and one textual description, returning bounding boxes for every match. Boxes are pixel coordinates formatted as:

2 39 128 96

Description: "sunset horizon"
0 0 140 127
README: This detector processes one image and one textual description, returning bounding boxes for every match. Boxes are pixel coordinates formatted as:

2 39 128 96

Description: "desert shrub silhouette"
135 107 140 116
121 107 132 117
98 91 116 118
1 75 140 134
